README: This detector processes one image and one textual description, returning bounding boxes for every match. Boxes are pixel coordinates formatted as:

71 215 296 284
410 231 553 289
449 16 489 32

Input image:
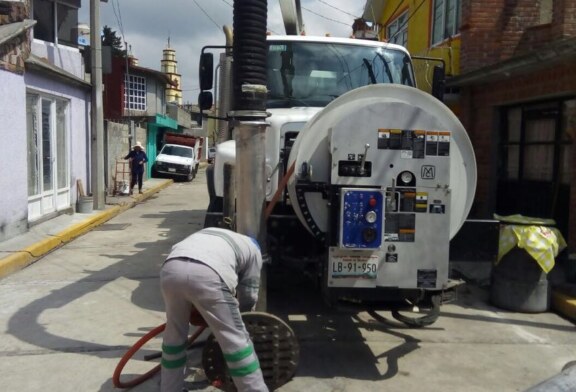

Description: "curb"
552 290 576 322
0 179 173 280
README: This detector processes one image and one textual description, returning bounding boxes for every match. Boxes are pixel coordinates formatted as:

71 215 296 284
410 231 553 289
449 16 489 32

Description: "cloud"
81 0 365 103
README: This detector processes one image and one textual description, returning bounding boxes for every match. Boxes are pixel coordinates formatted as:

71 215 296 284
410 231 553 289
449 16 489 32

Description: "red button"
369 197 377 207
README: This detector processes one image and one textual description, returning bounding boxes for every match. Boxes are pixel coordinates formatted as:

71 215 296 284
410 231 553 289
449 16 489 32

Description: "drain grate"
93 223 131 231
202 312 299 391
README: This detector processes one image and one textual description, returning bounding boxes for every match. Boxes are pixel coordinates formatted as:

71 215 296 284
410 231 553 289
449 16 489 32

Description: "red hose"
112 324 207 389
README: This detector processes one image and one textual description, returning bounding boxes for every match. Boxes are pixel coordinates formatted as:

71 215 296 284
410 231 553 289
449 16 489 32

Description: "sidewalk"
0 178 173 280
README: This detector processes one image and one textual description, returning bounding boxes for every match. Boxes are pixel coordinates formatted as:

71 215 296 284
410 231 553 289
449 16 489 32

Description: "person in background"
160 227 267 392
124 141 148 194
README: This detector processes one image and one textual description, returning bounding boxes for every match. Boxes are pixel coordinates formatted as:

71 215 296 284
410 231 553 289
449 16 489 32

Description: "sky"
79 0 366 104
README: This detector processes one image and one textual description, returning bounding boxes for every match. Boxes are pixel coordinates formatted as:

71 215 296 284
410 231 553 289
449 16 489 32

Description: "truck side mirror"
431 65 445 102
198 91 213 111
199 53 214 91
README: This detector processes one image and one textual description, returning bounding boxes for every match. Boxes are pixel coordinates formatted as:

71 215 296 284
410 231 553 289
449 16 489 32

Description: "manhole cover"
93 223 131 231
202 312 299 391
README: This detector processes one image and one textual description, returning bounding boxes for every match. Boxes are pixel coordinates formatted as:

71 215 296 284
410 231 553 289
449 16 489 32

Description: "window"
26 93 69 197
32 0 79 47
431 0 461 45
497 100 573 234
538 0 553 25
124 74 147 111
266 41 415 108
502 103 567 183
387 12 408 47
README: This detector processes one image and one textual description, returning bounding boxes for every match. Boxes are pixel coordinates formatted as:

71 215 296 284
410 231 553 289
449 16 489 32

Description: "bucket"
76 196 93 214
490 248 550 312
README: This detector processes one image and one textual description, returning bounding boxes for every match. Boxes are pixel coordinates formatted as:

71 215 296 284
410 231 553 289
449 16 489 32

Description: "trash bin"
490 214 567 313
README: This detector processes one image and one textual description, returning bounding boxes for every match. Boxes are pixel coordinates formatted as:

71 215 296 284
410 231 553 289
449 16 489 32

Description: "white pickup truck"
152 143 199 181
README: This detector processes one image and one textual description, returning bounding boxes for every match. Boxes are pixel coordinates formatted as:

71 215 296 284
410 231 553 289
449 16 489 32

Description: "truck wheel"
186 171 194 182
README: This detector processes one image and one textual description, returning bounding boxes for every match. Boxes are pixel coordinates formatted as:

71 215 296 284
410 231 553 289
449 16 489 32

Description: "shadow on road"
266 264 423 382
7 207 205 363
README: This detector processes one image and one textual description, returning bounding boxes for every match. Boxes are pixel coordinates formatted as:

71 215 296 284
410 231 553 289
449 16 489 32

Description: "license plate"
168 168 176 172
330 259 378 279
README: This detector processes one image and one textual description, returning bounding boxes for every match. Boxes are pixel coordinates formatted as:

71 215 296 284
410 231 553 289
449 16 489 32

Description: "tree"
102 25 126 57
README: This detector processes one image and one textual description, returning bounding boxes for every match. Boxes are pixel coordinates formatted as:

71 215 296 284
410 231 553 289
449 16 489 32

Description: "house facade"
0 0 91 242
103 55 178 178
451 0 576 249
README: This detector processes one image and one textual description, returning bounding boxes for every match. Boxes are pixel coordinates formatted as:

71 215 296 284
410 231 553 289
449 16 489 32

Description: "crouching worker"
160 227 268 392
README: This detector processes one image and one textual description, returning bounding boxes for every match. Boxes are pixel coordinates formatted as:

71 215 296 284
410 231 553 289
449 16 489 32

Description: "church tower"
161 38 182 105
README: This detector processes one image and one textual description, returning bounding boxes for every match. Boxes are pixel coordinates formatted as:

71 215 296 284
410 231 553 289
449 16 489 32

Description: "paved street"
0 167 575 392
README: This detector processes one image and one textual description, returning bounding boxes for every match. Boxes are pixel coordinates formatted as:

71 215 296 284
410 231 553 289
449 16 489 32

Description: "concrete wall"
31 40 84 78
0 70 28 242
105 121 146 194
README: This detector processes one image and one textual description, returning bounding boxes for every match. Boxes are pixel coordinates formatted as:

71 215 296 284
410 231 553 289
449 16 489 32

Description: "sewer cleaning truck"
197 21 476 327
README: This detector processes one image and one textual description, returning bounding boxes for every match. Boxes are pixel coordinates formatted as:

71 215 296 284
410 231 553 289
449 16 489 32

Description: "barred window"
124 75 147 111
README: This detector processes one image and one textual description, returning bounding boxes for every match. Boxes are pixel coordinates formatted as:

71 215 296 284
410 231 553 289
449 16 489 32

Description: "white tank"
287 84 477 240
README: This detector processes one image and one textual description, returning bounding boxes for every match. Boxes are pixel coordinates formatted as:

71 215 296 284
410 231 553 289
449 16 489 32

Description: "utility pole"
90 0 105 209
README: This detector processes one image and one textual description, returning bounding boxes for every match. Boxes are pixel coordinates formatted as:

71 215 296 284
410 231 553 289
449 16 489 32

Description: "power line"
301 6 351 26
111 0 125 41
315 0 358 18
192 0 223 32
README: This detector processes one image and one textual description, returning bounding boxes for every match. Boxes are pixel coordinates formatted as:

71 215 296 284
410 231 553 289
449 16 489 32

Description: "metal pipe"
232 0 269 310
223 162 236 230
234 118 267 237
217 53 233 143
90 0 105 209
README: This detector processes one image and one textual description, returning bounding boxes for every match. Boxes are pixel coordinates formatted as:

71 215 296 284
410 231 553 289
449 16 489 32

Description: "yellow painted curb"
552 290 576 322
0 179 173 279
0 252 34 279
56 206 123 243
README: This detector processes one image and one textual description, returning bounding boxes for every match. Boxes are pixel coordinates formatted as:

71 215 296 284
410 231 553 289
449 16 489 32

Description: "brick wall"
460 0 576 74
460 60 576 247
0 0 30 74
552 0 576 38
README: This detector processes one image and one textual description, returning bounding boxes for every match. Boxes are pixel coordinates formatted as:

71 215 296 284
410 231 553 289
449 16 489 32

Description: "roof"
126 62 176 86
0 19 36 46
447 37 576 87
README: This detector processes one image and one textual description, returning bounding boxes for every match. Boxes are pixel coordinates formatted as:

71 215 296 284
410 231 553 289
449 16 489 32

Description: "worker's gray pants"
160 258 268 392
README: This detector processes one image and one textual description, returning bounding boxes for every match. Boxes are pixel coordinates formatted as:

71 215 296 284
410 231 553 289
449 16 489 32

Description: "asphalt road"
0 168 575 392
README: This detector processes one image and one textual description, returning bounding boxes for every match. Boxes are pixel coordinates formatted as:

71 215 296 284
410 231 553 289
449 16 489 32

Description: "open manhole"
93 223 131 231
202 312 299 391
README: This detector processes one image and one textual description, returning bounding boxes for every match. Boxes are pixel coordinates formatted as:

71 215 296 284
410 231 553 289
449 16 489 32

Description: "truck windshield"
161 145 193 158
267 41 415 108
